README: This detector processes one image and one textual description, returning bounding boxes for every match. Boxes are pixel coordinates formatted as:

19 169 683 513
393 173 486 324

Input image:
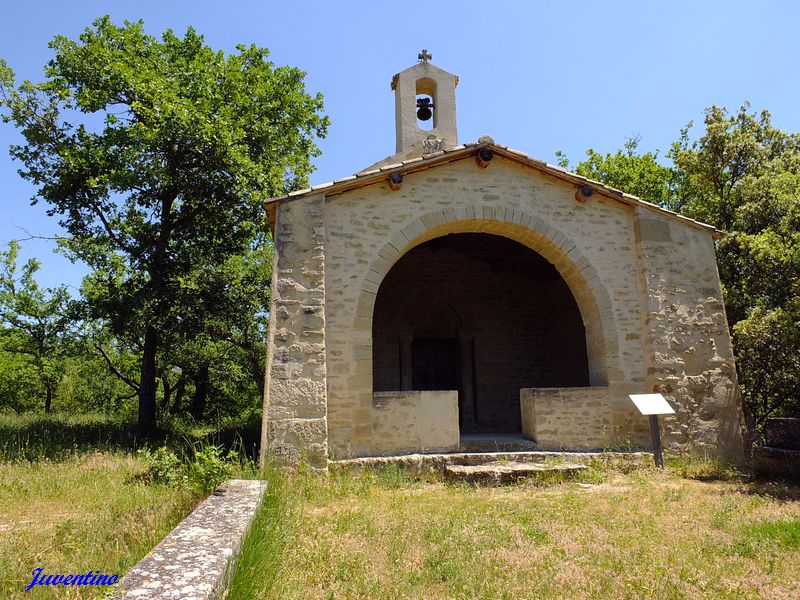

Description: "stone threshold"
113 479 266 600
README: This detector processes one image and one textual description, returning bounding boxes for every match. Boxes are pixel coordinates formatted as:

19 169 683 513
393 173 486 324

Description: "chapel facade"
260 53 747 469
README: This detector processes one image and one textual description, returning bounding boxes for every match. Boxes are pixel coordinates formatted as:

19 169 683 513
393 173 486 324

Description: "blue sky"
2 1 799 291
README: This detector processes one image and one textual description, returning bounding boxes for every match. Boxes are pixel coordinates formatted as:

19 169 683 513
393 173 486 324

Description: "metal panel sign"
629 393 675 416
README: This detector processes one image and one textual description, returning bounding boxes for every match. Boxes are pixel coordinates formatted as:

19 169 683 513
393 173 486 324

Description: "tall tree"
0 241 75 412
0 17 328 428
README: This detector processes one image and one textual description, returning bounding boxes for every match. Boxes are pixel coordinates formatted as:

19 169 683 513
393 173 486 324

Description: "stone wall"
371 391 459 455
520 387 627 450
634 208 747 463
261 193 328 469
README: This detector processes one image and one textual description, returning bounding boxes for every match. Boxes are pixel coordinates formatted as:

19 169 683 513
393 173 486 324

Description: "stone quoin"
260 53 748 470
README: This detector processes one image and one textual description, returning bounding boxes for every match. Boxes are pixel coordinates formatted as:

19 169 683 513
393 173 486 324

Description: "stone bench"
113 479 266 599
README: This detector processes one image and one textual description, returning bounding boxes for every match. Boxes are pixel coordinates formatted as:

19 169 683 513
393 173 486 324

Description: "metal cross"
418 49 432 63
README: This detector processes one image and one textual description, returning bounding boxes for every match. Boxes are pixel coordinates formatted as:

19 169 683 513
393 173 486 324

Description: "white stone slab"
629 393 675 416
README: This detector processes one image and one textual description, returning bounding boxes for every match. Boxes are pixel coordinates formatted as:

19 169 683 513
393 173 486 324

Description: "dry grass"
268 466 800 599
0 452 198 599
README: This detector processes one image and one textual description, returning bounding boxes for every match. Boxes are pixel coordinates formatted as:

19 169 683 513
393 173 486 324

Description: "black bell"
416 97 434 121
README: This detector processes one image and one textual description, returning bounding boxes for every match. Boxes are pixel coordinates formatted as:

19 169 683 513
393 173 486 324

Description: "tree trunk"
191 363 209 421
160 371 173 414
138 326 159 429
172 376 186 415
45 386 52 413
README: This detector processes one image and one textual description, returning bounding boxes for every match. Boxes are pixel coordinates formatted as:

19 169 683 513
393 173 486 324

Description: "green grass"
0 412 262 598
231 463 800 600
5 414 800 599
226 463 295 600
0 452 199 599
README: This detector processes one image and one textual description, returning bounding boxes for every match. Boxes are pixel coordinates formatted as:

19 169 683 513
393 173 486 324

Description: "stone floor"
459 433 539 452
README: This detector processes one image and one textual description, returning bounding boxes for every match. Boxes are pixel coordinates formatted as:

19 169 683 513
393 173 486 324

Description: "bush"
186 444 238 493
139 442 239 493
139 446 184 486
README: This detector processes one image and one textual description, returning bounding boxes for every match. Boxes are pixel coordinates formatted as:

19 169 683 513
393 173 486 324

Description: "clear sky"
2 1 799 291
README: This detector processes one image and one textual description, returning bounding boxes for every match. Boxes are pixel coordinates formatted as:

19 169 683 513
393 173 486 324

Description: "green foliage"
139 442 239 493
0 16 327 427
560 136 679 207
669 104 800 231
138 445 183 486
0 241 76 412
0 343 42 412
733 303 800 426
672 105 800 428
185 443 237 493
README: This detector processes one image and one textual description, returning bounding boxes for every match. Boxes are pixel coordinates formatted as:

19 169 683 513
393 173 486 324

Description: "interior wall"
372 233 589 433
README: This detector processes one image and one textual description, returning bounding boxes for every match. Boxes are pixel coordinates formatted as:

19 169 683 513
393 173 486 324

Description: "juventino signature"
25 567 119 591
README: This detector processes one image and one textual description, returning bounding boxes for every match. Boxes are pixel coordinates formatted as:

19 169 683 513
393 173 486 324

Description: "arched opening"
415 77 436 131
372 232 590 434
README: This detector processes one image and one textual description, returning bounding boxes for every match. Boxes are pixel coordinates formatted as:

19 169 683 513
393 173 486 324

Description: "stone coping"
113 479 266 599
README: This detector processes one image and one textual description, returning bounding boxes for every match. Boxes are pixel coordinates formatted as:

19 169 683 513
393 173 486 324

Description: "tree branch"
94 342 140 391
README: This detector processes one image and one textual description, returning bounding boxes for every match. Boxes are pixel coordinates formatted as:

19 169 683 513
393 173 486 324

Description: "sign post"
629 393 675 469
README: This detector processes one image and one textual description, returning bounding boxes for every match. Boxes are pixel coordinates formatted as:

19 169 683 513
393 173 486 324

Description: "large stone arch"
353 206 621 389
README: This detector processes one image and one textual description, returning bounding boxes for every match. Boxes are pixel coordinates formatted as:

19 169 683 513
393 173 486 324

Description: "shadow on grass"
0 412 262 462
734 480 800 501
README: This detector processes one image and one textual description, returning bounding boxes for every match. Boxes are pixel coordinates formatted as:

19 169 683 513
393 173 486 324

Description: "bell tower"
391 50 459 153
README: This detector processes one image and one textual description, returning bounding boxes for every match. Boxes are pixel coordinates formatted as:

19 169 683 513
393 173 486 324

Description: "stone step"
331 450 651 477
444 461 588 485
753 446 800 480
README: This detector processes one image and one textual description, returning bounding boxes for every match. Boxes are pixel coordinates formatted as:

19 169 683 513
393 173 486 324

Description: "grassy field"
233 462 800 600
0 452 198 598
0 412 260 599
3 414 800 599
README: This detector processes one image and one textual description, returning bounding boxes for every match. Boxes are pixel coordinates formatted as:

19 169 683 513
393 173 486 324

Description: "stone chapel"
260 52 747 469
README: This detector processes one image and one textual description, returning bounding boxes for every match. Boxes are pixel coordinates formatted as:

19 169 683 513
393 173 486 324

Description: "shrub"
139 442 239 493
139 446 183 486
186 444 238 494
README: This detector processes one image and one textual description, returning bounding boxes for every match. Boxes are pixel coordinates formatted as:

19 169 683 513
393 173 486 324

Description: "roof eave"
264 142 723 239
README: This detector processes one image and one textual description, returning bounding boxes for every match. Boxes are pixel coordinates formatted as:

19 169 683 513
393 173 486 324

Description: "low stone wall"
764 418 800 450
371 391 459 456
754 418 800 480
521 387 613 450
113 479 266 600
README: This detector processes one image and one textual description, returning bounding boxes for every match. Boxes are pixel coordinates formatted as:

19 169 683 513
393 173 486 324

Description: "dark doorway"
411 338 460 391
